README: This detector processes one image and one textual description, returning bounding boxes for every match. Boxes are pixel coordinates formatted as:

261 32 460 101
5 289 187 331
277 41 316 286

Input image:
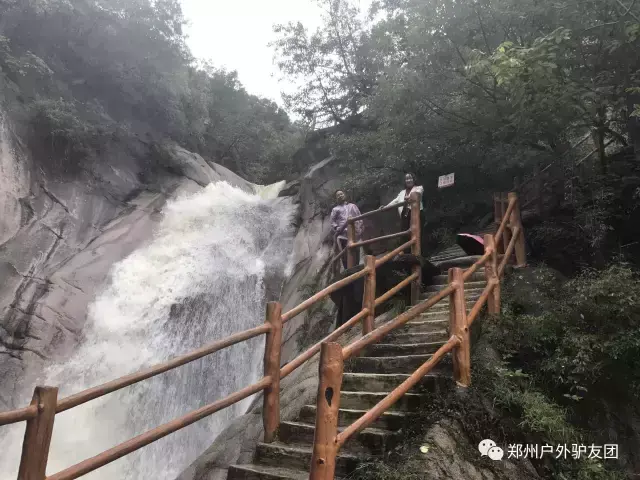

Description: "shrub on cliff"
490 265 640 401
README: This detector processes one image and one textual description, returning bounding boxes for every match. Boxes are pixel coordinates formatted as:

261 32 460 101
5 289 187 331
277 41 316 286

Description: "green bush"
488 265 640 401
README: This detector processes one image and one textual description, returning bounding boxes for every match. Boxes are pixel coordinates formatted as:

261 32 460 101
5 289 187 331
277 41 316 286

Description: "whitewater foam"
0 181 295 479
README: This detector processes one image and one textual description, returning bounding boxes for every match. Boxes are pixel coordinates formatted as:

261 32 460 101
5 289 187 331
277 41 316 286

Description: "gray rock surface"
414 419 540 480
0 118 254 408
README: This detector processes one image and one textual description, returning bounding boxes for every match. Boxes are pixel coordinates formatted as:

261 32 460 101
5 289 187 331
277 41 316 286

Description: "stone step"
298 406 409 431
346 353 448 374
431 270 485 284
379 331 448 345
255 443 359 477
399 318 448 333
366 337 448 356
279 421 398 455
421 288 485 300
420 289 482 308
363 342 449 357
424 281 486 293
341 372 449 393
414 311 449 320
410 299 480 314
340 391 431 411
434 255 482 269
227 464 308 480
341 371 450 393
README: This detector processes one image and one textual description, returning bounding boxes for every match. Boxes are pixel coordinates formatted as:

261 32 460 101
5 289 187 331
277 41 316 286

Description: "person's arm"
382 190 404 208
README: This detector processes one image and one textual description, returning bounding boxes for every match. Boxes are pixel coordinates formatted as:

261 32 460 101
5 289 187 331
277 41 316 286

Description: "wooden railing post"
346 221 356 269
448 268 471 387
18 386 58 480
483 235 501 314
263 302 283 443
409 191 422 305
310 342 344 480
362 256 376 335
508 192 527 268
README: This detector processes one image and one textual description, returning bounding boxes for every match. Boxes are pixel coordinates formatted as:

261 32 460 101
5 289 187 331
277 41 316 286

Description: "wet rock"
0 130 253 408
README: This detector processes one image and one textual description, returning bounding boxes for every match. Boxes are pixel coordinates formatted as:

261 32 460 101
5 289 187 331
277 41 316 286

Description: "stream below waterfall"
0 181 295 480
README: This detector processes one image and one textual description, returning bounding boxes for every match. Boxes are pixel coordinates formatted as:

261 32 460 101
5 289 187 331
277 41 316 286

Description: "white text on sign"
438 173 455 188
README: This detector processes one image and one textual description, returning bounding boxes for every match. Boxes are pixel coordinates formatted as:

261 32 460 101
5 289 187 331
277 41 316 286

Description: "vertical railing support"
448 268 471 387
18 386 58 480
508 192 527 268
346 221 356 269
409 191 422 305
310 342 344 480
362 255 376 335
484 235 501 314
263 302 283 443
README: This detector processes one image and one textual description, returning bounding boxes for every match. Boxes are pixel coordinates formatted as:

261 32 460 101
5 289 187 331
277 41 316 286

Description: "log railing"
308 192 526 480
0 192 425 480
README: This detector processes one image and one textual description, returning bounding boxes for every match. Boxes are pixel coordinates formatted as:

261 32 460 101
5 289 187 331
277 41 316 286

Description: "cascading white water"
0 181 295 479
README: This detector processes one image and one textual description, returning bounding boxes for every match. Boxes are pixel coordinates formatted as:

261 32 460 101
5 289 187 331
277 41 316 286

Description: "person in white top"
385 172 425 253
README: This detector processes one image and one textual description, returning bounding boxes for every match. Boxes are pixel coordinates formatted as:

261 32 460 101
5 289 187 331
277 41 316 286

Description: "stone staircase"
227 241 489 480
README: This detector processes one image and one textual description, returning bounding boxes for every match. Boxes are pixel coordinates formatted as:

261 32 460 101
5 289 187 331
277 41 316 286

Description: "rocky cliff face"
0 111 257 409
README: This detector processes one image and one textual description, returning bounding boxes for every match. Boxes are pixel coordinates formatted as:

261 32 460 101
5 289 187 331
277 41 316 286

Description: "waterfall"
0 181 295 479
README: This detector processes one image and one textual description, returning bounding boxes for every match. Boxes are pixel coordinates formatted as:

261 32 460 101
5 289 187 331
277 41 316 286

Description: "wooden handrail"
498 226 520 277
280 308 369 379
494 196 516 245
0 404 37 426
342 284 455 360
374 238 415 267
466 280 497 326
281 267 371 324
47 377 272 480
309 191 527 478
2 189 525 480
348 200 408 222
349 229 410 249
374 272 419 307
56 323 271 413
335 335 459 447
461 247 492 282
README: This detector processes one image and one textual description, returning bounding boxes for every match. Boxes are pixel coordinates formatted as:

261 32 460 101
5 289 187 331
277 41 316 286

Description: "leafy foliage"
0 0 302 182
274 0 640 254
489 265 640 420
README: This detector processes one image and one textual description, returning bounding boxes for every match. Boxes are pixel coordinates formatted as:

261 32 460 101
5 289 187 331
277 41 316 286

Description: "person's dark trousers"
400 209 425 254
338 237 360 269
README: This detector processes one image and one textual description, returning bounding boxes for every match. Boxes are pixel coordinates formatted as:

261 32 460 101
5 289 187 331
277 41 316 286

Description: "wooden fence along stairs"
0 191 526 480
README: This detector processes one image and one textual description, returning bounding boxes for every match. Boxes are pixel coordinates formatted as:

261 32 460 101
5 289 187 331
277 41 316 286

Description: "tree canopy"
0 0 303 182
273 0 640 260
